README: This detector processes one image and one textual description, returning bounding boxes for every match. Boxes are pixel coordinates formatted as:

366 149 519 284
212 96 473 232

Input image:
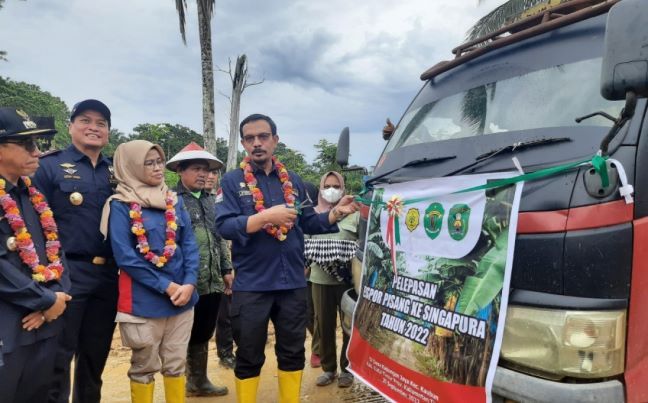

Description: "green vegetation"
0 76 71 148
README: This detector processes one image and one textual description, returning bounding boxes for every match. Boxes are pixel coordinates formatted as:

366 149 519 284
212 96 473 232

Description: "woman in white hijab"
100 140 199 403
304 171 358 389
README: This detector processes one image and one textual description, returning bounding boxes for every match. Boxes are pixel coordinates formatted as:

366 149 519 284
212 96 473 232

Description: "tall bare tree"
174 0 218 155
218 54 264 172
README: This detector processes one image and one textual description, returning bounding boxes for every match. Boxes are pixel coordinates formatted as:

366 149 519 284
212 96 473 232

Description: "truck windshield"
385 57 623 153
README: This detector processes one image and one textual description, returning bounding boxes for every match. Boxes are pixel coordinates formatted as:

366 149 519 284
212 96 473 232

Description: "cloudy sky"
0 0 507 168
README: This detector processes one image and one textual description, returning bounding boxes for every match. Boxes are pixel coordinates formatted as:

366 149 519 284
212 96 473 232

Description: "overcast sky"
0 0 507 168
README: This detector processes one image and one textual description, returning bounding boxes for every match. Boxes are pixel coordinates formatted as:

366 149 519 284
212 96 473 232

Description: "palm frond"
467 0 553 41
175 0 188 44
460 85 487 134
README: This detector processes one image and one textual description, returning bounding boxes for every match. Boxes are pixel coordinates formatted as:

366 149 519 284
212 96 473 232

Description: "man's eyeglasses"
242 133 273 145
0 137 51 153
143 158 166 169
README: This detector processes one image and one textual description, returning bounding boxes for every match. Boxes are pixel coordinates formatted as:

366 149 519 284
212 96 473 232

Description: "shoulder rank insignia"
39 149 61 158
108 164 117 186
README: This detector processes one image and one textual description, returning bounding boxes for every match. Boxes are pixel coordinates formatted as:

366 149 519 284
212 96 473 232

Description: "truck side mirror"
336 127 350 168
600 0 648 101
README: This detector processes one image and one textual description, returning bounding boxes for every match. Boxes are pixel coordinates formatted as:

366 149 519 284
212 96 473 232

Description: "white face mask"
321 187 343 203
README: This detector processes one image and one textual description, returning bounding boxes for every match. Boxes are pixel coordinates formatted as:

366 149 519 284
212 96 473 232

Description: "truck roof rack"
420 0 620 81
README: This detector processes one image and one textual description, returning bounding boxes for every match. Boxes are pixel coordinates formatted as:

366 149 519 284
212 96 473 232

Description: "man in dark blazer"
0 107 71 403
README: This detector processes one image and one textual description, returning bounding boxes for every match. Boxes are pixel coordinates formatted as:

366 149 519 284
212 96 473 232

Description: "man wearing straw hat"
167 142 232 397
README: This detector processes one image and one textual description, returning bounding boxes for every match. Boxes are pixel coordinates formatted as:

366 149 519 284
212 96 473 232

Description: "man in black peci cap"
0 107 72 402
33 99 117 403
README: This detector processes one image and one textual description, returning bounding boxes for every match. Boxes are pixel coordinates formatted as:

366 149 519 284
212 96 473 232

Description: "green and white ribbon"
356 153 634 208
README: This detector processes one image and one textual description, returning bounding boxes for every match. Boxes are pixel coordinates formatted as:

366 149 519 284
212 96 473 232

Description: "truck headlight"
500 306 625 380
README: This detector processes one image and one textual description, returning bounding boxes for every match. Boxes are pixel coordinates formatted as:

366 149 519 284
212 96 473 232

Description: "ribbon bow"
385 195 404 275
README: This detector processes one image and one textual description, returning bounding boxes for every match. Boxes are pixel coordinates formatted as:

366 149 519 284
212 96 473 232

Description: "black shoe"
219 354 236 370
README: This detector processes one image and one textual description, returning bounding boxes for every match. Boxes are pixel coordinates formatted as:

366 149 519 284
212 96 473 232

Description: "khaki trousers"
118 309 194 384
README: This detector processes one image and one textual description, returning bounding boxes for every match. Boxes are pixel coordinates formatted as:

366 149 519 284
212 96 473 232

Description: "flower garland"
240 155 295 241
129 192 178 268
0 177 64 282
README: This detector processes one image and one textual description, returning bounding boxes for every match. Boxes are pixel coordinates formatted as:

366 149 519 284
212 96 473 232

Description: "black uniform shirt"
34 145 113 257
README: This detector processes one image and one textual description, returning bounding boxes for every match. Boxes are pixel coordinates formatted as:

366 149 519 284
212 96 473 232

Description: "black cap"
0 107 57 140
70 99 111 127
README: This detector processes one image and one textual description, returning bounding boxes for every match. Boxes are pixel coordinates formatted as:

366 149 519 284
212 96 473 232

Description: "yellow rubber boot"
277 369 303 403
163 375 186 403
130 380 154 403
235 376 260 403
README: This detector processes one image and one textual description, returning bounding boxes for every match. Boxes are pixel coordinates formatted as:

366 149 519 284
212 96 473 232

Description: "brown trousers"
118 309 194 384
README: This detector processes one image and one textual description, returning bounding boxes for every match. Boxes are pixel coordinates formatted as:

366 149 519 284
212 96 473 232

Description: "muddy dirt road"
100 327 386 402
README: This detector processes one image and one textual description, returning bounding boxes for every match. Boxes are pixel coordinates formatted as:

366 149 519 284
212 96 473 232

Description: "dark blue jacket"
0 178 71 357
33 145 113 258
215 164 337 292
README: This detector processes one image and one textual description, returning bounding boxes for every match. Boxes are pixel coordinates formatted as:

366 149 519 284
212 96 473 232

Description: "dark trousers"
311 283 350 373
306 281 320 355
216 293 234 357
0 337 58 403
231 288 306 379
49 261 118 403
189 292 222 345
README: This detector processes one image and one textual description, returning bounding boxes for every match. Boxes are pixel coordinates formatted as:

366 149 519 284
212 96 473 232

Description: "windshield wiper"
446 137 571 176
367 155 456 186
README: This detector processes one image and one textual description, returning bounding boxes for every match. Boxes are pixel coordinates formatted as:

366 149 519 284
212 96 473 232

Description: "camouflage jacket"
175 182 232 295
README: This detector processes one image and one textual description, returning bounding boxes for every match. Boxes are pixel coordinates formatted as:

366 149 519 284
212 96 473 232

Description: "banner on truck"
347 173 523 403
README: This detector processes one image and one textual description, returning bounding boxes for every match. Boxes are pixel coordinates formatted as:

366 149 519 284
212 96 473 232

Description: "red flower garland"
240 156 295 241
0 177 64 282
129 192 178 268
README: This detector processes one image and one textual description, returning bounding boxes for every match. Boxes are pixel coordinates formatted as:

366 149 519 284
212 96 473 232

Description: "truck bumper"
493 366 625 403
341 289 625 403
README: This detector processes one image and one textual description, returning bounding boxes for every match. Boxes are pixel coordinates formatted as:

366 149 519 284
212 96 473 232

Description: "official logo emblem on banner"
448 204 470 240
424 203 444 240
405 208 420 232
